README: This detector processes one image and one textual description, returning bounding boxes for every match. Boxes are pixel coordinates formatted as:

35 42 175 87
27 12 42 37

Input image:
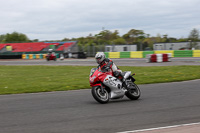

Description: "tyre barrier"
146 53 172 63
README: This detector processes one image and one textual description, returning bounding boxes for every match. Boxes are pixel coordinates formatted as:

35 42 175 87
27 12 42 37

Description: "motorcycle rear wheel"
125 82 141 100
91 86 109 104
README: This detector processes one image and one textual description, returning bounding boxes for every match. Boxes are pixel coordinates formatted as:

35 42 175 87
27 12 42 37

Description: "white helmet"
95 52 105 64
48 49 53 52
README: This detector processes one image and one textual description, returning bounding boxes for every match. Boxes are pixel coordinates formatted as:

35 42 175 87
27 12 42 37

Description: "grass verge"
0 65 200 95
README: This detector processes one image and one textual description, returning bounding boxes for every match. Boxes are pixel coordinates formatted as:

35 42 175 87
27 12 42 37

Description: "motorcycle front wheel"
125 82 141 100
91 86 109 104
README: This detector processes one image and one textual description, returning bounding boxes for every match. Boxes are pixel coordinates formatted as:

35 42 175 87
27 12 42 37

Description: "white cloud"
0 0 200 40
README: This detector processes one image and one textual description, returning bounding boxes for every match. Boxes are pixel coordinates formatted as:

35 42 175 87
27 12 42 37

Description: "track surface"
0 80 200 133
0 57 200 66
0 58 200 133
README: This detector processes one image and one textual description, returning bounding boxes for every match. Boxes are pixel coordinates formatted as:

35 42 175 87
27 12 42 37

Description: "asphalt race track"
0 80 200 133
0 58 200 133
0 57 200 66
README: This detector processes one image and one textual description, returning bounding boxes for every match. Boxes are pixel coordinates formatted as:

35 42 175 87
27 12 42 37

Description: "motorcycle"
46 53 57 61
89 67 141 104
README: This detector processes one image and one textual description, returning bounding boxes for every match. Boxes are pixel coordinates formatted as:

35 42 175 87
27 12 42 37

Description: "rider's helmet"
95 52 105 64
48 49 53 53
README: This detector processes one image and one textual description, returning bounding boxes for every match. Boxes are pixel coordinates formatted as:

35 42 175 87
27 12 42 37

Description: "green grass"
0 65 200 95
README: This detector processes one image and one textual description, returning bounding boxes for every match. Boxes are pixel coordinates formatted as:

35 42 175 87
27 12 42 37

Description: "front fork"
100 83 105 94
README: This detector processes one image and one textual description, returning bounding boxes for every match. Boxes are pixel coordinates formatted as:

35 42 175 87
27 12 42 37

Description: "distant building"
105 44 137 52
153 42 200 50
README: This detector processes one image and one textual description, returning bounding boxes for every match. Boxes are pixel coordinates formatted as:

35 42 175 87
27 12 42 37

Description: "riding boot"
122 78 128 88
113 71 128 89
118 72 128 89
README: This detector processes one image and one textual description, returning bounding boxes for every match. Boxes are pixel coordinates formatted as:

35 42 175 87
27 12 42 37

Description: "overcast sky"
0 0 200 41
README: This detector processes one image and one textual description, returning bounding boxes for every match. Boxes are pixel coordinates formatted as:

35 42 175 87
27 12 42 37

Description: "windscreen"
89 68 98 77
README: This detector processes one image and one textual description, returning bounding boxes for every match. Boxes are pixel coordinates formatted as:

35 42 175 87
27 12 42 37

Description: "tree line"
0 28 199 50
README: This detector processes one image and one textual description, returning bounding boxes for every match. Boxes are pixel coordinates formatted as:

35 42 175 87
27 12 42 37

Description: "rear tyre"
125 82 141 100
91 86 109 104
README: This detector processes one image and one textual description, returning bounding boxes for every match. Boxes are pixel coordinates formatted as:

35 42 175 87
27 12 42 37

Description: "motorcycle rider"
48 49 53 55
95 52 127 87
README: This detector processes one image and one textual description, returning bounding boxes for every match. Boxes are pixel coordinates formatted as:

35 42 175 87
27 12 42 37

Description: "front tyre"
91 86 109 104
125 82 141 100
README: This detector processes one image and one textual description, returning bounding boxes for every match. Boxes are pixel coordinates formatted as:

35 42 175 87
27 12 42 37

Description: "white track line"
117 122 200 133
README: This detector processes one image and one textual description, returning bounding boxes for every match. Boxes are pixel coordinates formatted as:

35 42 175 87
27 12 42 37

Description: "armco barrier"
40 54 43 59
36 54 40 59
109 52 120 58
33 54 36 59
104 50 200 58
154 50 174 57
174 50 193 57
29 54 33 59
104 52 109 58
22 54 26 59
130 51 143 58
22 50 200 59
193 50 200 57
21 53 80 59
120 52 130 58
22 54 48 59
26 54 29 59
43 54 47 59
143 51 154 58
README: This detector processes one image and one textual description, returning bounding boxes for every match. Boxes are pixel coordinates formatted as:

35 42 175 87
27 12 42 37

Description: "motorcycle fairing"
89 67 127 99
103 75 125 99
89 68 107 87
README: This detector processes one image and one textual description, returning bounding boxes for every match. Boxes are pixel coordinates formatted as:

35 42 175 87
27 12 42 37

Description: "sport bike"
46 53 57 61
89 67 141 104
